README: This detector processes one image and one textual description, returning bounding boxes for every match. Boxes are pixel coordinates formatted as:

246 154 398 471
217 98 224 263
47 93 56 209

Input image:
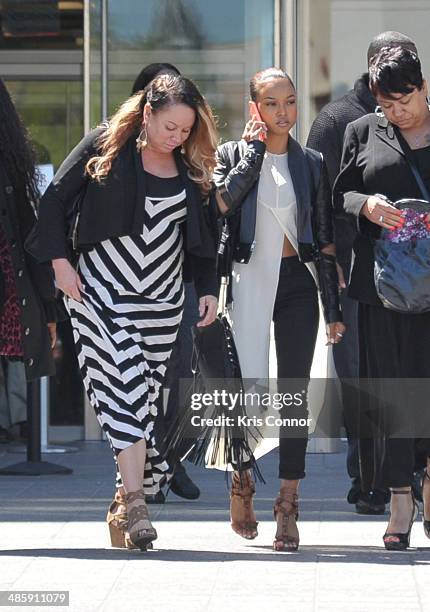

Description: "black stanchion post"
27 378 41 463
0 380 72 476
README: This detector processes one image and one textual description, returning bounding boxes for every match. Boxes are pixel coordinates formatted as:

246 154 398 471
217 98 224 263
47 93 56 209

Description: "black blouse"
409 145 430 196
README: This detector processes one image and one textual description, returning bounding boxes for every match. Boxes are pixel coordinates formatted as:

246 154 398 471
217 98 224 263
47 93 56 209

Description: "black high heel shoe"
383 489 418 551
421 470 430 539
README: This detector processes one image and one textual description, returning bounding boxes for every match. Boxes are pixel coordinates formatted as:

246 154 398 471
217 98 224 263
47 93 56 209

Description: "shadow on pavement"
0 545 429 564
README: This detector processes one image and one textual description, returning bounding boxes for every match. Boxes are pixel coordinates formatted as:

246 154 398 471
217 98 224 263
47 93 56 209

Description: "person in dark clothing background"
307 31 417 515
132 63 180 95
132 63 201 504
0 78 57 394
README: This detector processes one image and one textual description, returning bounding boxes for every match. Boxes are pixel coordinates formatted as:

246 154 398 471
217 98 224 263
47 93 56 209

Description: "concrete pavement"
0 441 429 612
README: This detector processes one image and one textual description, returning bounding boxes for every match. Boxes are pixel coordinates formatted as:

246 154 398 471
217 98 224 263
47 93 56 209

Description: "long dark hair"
0 79 39 226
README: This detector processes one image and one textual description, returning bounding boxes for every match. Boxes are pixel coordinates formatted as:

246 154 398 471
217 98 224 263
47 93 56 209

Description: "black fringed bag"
165 281 264 482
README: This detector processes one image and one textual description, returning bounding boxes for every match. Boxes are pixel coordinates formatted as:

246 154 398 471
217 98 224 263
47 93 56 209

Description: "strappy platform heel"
106 490 138 550
383 489 418 551
230 471 258 540
125 489 158 551
421 470 430 539
273 489 299 552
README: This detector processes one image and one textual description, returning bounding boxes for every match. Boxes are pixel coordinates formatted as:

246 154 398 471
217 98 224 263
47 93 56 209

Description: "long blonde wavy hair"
86 74 218 195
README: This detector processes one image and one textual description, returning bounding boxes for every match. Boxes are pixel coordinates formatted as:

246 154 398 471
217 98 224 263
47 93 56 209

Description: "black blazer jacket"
35 127 219 298
334 113 425 306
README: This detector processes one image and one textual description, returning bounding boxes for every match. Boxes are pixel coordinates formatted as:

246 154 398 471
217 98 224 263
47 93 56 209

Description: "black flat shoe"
169 464 200 500
146 490 166 504
347 481 361 504
383 489 418 551
421 470 430 539
355 491 386 515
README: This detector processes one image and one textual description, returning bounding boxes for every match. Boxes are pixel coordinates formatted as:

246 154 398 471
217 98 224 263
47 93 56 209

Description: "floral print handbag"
374 198 430 313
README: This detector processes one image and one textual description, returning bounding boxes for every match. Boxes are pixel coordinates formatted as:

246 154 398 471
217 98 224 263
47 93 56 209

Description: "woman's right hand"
241 117 267 142
326 321 347 345
52 258 83 301
361 195 403 230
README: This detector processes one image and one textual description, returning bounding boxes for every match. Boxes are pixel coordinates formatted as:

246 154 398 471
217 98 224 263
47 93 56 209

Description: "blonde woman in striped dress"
35 75 219 550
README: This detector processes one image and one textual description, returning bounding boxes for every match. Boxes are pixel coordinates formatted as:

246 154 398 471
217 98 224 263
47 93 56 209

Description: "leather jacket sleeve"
315 252 342 323
213 140 266 215
309 155 334 248
309 155 342 323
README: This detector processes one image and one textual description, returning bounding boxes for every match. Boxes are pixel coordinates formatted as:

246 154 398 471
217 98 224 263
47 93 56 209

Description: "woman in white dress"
214 68 345 551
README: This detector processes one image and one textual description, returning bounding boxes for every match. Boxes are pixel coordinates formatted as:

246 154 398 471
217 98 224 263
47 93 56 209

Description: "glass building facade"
1 0 429 440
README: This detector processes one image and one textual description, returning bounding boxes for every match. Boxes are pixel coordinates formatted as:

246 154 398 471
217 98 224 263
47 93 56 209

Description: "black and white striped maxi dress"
66 173 187 494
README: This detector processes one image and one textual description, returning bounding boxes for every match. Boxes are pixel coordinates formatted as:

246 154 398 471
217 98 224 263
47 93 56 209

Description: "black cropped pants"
273 256 319 481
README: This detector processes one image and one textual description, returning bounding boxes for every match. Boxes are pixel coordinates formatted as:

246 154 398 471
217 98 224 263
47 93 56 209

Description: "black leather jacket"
214 138 342 323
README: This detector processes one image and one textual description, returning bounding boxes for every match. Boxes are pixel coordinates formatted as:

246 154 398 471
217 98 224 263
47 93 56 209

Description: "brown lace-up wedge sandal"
106 490 139 550
125 489 158 551
230 471 259 540
273 489 299 552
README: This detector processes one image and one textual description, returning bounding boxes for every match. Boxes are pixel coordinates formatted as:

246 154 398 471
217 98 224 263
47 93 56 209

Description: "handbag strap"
395 127 430 202
408 161 430 202
219 277 228 315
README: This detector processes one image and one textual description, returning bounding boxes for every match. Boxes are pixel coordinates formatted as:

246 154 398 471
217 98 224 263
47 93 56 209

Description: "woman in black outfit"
334 46 430 550
35 74 219 550
214 68 344 551
0 78 56 383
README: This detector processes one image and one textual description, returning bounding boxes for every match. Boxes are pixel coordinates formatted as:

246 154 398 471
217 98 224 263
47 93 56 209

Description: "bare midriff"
282 235 297 257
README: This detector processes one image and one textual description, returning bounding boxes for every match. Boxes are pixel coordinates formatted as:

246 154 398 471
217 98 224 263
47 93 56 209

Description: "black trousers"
273 256 319 480
333 290 361 482
358 303 430 489
332 229 361 485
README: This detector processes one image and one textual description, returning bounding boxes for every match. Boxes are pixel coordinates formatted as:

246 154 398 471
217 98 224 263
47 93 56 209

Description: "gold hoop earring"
136 125 147 151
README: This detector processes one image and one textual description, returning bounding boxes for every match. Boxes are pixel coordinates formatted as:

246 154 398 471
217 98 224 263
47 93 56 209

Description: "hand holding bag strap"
395 127 430 201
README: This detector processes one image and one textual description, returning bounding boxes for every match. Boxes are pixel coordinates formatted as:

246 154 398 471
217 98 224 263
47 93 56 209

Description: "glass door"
0 2 85 437
105 0 276 141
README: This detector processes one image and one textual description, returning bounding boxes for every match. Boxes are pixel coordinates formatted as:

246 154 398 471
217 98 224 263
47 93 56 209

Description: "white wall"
331 0 430 96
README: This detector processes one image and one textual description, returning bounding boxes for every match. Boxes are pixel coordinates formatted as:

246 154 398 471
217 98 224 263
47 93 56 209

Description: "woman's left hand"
47 322 57 349
326 321 346 345
197 295 218 327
